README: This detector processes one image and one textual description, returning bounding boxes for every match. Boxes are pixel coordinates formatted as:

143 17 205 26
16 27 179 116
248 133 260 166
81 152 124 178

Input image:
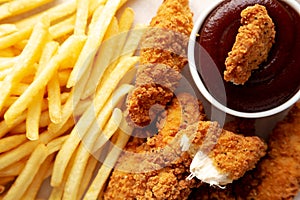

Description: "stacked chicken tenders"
105 93 267 199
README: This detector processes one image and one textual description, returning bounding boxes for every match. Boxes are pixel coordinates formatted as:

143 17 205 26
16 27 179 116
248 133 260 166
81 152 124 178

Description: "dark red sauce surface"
195 0 300 112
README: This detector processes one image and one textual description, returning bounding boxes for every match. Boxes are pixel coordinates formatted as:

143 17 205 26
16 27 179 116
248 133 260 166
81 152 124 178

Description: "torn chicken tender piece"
190 102 300 200
180 121 267 186
224 4 276 85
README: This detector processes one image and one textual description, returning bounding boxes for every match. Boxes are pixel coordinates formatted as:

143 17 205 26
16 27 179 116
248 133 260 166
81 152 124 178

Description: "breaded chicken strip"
104 94 266 199
224 4 275 85
126 0 193 127
105 93 205 200
190 102 300 200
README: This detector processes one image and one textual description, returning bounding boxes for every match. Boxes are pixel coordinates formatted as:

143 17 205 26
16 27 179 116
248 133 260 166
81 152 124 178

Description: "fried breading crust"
190 102 300 200
104 93 266 200
104 93 205 200
126 0 193 127
224 4 275 85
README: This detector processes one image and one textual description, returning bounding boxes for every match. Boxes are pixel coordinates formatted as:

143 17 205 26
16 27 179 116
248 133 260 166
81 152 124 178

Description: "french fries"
0 0 54 21
0 0 142 199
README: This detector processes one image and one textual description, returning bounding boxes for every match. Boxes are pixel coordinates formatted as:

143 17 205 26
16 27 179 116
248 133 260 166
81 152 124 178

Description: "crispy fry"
2 144 48 200
0 0 54 21
0 16 49 113
74 0 90 35
26 41 58 140
26 90 44 140
15 1 76 29
81 16 119 99
0 134 27 153
4 35 86 126
0 24 18 37
0 113 26 139
92 108 123 152
97 7 135 87
55 84 133 197
0 159 26 177
67 0 124 88
22 154 54 200
0 0 142 198
84 125 133 199
48 71 62 124
46 135 68 155
0 140 39 171
51 74 135 187
50 15 76 40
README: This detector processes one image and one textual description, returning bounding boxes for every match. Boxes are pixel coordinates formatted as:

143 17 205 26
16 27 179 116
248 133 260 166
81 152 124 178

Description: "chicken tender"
104 93 266 199
224 4 276 85
190 102 300 200
126 0 193 127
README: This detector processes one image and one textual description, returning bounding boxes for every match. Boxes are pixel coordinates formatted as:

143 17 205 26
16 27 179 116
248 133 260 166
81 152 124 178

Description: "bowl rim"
188 0 300 118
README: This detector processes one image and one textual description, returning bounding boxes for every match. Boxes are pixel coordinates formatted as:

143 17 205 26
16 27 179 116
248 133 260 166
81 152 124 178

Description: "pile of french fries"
0 0 146 199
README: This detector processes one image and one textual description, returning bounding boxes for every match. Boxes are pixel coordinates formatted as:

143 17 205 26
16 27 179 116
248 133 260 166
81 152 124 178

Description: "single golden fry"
0 16 50 113
92 108 123 152
78 155 100 199
0 140 39 171
0 49 14 57
74 0 90 35
0 0 54 21
48 71 62 124
0 57 16 70
46 135 68 155
22 154 54 200
0 176 15 188
84 125 133 199
0 27 32 51
81 16 119 99
26 90 44 140
121 24 147 57
4 35 86 126
2 144 48 200
0 113 26 139
0 24 18 37
50 15 76 40
47 62 91 135
67 0 123 88
26 41 58 140
49 146 79 200
10 110 51 134
0 134 26 153
0 158 26 177
15 1 76 29
99 8 135 86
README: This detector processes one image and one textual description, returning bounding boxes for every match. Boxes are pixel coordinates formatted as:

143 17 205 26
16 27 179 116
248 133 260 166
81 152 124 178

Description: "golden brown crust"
190 102 300 200
104 93 204 200
208 130 266 180
126 0 194 127
175 121 267 180
245 102 300 199
105 94 267 200
224 4 275 85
